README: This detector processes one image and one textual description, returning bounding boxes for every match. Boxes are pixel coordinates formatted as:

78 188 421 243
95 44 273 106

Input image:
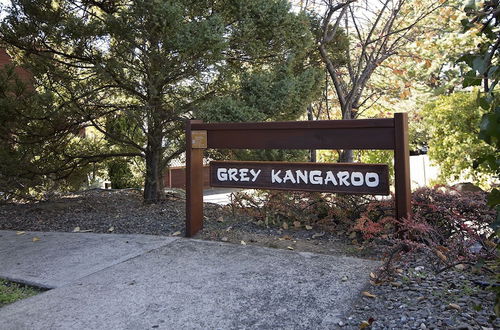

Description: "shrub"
230 190 370 230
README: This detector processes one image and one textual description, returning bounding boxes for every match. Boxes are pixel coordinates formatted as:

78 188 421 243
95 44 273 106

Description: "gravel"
339 261 499 329
0 189 498 329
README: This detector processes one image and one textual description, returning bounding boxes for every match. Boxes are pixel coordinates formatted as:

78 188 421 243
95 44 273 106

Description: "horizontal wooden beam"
191 118 394 131
204 127 395 150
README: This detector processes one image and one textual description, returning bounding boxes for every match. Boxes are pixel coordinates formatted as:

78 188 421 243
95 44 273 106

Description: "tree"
302 0 446 161
0 0 320 202
422 91 496 185
457 0 500 316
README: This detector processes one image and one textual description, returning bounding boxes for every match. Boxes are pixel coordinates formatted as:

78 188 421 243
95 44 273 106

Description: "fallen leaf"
359 320 371 329
282 222 288 230
240 240 246 245
278 235 292 241
293 221 301 228
73 226 80 232
217 216 224 222
484 239 497 249
287 246 294 250
370 272 377 279
305 225 313 230
435 249 447 262
448 303 461 311
32 237 40 242
362 291 377 298
108 226 114 232
436 245 450 254
16 231 26 235
80 229 93 233
172 231 181 236
312 232 325 239
226 226 233 232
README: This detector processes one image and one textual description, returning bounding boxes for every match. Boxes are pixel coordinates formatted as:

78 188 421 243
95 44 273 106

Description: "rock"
453 182 483 193
341 276 348 282
448 303 461 311
415 266 425 272
391 281 403 287
221 237 228 242
469 241 483 254
337 321 345 327
420 322 427 329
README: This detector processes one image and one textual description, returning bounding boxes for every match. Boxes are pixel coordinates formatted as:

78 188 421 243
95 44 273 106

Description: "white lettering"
324 171 338 185
351 172 364 186
249 169 261 182
309 170 323 185
217 168 228 181
365 172 379 187
283 170 296 184
228 168 238 181
239 168 250 181
337 171 350 186
295 170 308 184
271 170 282 183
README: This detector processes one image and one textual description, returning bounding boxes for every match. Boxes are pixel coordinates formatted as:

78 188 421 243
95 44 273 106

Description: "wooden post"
185 120 205 237
394 113 412 220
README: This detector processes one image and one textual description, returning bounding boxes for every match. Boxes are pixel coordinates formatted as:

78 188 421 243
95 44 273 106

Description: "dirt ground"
0 189 380 260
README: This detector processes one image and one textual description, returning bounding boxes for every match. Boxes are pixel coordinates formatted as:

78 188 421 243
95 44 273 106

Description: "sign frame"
185 113 411 237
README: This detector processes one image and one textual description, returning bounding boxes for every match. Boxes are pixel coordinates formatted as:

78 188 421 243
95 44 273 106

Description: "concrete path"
203 187 244 205
0 230 176 288
0 230 378 329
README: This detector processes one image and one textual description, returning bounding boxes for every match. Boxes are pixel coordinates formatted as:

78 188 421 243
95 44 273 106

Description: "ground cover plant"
229 186 498 277
0 280 41 307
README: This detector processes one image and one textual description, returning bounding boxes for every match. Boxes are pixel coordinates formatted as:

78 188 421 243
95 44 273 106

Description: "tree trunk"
307 104 316 162
339 105 354 163
143 141 164 203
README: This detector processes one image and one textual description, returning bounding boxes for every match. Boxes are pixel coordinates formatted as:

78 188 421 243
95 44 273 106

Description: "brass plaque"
192 130 207 148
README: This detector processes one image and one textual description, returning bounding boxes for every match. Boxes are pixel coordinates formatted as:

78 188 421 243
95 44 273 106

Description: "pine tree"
0 0 321 202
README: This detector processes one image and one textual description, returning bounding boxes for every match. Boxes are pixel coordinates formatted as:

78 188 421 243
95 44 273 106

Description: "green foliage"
458 0 500 316
0 0 322 201
422 92 497 186
0 280 41 307
232 149 308 162
107 159 135 189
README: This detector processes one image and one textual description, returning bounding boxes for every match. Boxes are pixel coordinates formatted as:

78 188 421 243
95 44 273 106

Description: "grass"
0 280 42 307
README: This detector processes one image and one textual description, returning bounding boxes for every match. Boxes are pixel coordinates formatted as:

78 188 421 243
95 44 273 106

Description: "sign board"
185 114 411 237
210 161 389 195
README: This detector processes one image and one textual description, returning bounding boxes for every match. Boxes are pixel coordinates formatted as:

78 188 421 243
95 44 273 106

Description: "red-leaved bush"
230 186 497 266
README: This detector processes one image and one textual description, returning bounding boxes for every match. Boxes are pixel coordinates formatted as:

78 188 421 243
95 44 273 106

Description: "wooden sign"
210 161 389 195
185 114 411 237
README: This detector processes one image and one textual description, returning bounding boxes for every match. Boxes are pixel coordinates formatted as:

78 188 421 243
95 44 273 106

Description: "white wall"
410 154 439 189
